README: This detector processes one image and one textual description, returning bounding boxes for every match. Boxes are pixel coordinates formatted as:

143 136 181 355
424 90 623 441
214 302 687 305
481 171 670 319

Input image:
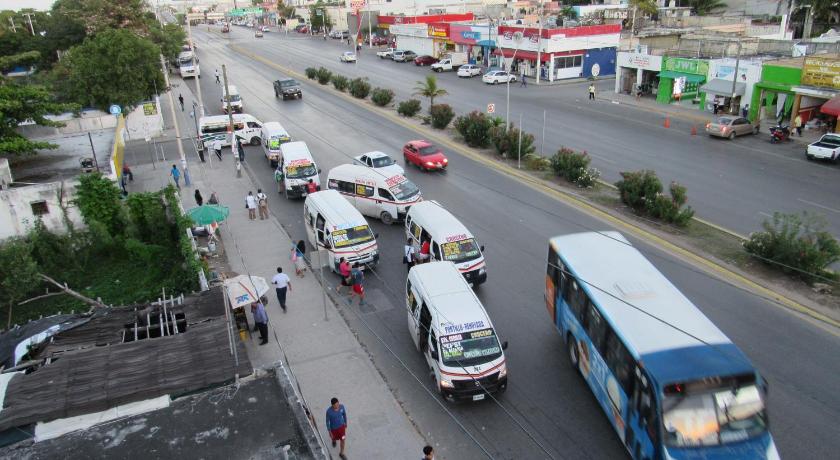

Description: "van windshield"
286 163 317 179
332 225 374 248
389 179 420 201
441 238 481 263
268 135 289 150
224 94 241 102
440 328 502 367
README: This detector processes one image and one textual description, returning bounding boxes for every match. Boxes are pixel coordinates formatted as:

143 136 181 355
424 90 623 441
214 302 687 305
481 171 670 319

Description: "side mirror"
430 349 439 360
480 245 485 252
502 341 508 350
374 233 380 238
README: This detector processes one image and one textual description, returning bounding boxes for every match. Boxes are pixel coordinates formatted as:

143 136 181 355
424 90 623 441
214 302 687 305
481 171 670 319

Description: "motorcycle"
769 125 791 144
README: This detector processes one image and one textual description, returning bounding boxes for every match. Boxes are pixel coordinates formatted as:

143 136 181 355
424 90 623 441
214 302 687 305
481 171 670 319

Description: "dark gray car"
273 79 302 100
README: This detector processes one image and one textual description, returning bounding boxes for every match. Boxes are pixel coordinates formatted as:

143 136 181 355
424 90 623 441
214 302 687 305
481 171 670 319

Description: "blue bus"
545 232 778 460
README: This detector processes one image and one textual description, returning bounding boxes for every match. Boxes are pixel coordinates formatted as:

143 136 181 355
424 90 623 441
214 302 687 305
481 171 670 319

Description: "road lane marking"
797 198 840 214
231 44 840 333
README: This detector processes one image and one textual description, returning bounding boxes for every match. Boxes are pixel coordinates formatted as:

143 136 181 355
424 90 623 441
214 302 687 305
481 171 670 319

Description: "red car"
371 36 389 46
403 140 448 171
414 55 438 66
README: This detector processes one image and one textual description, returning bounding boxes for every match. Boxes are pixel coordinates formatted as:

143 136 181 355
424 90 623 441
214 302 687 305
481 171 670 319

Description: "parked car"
705 116 758 139
371 36 389 46
261 26 270 32
353 151 405 176
482 70 516 84
414 55 438 66
457 64 482 78
340 51 357 63
297 26 309 34
393 50 417 62
255 30 263 38
274 78 302 100
377 47 396 59
403 140 448 171
806 133 840 162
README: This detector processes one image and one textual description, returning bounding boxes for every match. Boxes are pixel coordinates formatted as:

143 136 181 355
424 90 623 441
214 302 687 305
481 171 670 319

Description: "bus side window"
570 280 586 324
605 329 634 394
585 302 608 354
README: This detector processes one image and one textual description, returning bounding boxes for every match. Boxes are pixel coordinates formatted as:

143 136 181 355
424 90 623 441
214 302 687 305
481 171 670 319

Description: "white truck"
806 133 840 162
377 47 396 59
431 52 468 72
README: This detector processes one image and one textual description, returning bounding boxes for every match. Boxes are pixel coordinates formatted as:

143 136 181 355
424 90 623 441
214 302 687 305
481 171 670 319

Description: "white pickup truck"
806 133 840 162
376 47 396 59
431 52 467 72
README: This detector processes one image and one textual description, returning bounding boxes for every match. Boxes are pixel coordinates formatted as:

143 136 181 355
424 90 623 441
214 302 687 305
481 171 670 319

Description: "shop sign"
462 31 481 40
619 52 661 71
664 57 708 76
429 25 448 38
801 57 840 89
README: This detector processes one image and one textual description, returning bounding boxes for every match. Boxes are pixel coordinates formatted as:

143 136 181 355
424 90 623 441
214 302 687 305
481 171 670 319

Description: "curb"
231 45 840 332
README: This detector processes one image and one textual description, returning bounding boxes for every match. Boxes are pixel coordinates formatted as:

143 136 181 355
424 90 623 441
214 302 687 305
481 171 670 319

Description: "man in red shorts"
326 397 348 459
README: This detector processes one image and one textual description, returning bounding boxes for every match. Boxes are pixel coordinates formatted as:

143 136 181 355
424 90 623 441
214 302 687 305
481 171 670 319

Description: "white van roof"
280 141 314 163
262 121 289 136
410 262 489 332
199 113 260 126
328 163 405 185
224 85 239 95
306 190 368 230
408 201 472 241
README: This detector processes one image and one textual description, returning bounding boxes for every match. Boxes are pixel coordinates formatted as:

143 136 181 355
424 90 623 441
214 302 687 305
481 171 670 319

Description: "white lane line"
797 198 840 214
758 211 773 218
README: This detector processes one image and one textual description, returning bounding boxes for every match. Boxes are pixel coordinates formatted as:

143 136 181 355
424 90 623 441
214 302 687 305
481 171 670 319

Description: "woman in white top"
403 237 415 272
245 191 257 220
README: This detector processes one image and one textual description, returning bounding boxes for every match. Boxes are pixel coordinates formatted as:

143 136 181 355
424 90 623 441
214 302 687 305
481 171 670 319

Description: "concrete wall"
124 98 164 142
16 110 118 140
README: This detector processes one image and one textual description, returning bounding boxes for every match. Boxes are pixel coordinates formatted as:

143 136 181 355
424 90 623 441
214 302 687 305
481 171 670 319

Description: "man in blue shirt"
325 397 348 459
251 302 268 345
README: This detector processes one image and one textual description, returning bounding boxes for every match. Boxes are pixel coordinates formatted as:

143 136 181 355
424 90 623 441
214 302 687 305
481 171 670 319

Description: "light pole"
186 18 204 119
159 54 190 187
535 0 544 85
505 23 529 131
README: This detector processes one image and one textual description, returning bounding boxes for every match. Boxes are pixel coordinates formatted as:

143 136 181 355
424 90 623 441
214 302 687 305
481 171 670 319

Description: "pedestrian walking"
348 263 365 305
178 94 184 111
245 191 257 220
208 192 219 205
588 83 595 101
794 114 803 137
423 445 435 460
292 240 306 277
326 397 348 460
256 189 269 220
271 266 292 312
404 237 415 272
520 69 526 87
713 102 719 115
213 138 223 161
741 104 749 118
251 301 269 345
170 164 181 189
306 178 318 195
236 136 245 162
274 166 284 193
197 144 206 162
215 69 220 84
194 189 203 206
336 257 351 295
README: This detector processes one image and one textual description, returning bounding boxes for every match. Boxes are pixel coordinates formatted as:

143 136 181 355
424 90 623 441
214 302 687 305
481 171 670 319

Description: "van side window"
247 122 261 129
407 282 418 315
432 242 441 260
378 188 394 201
410 222 422 240
355 184 374 197
336 180 355 194
429 330 438 355
315 214 326 244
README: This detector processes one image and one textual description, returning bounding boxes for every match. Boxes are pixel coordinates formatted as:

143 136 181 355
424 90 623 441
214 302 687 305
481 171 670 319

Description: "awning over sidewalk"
657 70 704 83
822 96 840 116
700 78 746 97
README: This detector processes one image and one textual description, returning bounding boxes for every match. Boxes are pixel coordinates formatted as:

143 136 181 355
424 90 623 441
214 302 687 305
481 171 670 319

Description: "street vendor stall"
223 275 269 340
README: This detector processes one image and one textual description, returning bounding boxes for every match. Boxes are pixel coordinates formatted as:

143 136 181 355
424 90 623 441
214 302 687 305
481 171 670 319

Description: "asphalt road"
212 25 840 240
179 26 840 460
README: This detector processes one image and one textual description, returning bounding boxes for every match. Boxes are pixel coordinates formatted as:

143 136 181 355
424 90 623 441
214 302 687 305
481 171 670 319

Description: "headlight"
443 158 448 163
425 161 434 166
498 364 507 378
479 267 486 275
440 378 454 389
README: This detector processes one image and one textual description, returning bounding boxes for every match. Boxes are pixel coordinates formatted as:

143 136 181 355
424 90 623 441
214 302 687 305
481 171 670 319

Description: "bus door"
627 369 657 459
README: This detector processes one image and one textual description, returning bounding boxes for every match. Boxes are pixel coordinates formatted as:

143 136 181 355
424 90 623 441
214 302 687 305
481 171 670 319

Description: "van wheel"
728 131 736 140
250 137 260 146
380 211 394 225
567 335 580 372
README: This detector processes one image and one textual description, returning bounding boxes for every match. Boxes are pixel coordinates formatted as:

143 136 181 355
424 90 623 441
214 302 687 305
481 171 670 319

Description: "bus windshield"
662 384 767 447
285 163 317 179
389 179 419 201
440 328 502 367
331 225 374 248
441 238 481 263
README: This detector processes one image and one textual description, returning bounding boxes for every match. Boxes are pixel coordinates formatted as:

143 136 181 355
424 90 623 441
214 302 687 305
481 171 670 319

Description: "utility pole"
222 65 240 177
22 13 35 35
536 0 544 85
730 41 742 115
8 17 16 33
186 18 204 119
160 54 190 187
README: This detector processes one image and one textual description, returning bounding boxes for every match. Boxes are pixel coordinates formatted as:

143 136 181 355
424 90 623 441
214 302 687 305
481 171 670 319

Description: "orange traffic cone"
664 117 671 128
691 125 697 136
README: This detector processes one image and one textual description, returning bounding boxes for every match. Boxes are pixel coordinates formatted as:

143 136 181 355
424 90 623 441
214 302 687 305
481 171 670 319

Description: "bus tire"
380 211 394 225
567 335 580 371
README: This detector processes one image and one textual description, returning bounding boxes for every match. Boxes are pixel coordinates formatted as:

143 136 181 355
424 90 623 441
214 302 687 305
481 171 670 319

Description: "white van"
260 122 291 167
178 51 200 79
279 141 321 199
222 85 243 113
406 261 508 402
198 114 263 147
304 190 379 271
405 201 487 286
326 164 422 225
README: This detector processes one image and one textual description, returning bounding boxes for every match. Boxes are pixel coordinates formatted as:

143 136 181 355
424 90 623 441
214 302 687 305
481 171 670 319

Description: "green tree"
74 173 126 236
52 0 148 35
148 22 187 61
276 0 296 18
0 238 39 328
687 0 727 15
309 1 332 32
413 75 448 112
54 28 164 110
0 83 78 156
629 0 658 15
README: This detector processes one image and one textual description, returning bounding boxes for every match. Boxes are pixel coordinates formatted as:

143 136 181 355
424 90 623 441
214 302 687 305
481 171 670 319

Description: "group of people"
403 237 431 271
244 189 269 220
335 257 367 305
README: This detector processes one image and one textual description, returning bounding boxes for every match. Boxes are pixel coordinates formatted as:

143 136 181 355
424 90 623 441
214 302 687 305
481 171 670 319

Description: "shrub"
397 99 422 117
524 154 551 171
743 211 840 283
454 111 499 148
615 170 694 226
371 87 394 106
348 77 371 99
305 67 318 80
489 124 535 159
550 147 600 188
429 104 455 129
316 67 332 84
331 74 349 91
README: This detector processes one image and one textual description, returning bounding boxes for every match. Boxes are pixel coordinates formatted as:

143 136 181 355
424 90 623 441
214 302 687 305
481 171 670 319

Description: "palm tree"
413 75 448 111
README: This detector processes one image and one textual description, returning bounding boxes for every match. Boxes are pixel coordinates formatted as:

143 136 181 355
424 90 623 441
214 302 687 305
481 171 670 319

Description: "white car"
482 70 517 84
340 51 357 63
377 47 396 59
353 151 404 176
457 64 482 78
261 26 270 32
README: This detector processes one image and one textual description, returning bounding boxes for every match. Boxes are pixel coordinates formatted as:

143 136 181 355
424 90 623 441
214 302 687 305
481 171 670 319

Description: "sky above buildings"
0 0 56 12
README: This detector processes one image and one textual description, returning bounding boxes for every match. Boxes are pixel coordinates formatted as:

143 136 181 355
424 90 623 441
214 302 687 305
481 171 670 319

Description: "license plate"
472 394 485 401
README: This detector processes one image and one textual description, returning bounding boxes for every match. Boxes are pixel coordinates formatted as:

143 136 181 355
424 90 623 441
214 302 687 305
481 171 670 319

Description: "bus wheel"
567 336 579 370
380 211 394 225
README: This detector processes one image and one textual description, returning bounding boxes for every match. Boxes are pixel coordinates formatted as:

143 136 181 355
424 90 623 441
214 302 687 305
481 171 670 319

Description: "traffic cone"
664 117 671 128
691 125 697 136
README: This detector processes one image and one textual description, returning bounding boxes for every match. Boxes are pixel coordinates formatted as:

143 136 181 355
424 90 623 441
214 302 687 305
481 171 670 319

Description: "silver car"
705 116 758 139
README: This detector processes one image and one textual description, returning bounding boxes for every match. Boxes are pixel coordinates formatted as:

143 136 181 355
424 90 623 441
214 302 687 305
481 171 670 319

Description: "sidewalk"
126 85 426 459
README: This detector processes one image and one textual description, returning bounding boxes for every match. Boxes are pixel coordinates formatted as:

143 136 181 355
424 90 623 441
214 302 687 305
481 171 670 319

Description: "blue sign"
109 105 121 115
461 31 481 41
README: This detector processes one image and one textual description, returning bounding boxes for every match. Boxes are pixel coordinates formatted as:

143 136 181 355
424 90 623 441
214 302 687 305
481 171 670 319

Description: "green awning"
657 70 705 83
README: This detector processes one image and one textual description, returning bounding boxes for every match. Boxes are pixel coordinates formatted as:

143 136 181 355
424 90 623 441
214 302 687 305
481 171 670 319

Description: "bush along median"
331 74 349 92
397 99 421 117
371 87 394 107
550 147 600 188
349 77 371 99
454 111 502 148
316 67 332 85
305 67 318 80
430 104 455 129
615 170 694 227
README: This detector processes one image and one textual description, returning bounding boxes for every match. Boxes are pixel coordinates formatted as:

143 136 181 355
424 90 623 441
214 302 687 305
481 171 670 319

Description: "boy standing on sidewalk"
326 397 348 460
245 191 257 220
256 189 269 220
271 267 291 312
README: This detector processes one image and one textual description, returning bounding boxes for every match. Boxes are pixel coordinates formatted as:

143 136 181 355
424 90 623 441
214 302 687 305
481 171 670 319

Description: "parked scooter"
769 125 791 143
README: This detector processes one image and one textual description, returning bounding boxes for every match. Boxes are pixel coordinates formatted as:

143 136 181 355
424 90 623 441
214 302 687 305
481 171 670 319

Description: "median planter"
397 99 422 117
371 88 394 107
429 104 454 129
454 111 500 148
615 170 694 227
549 147 600 188
305 67 318 80
331 74 349 92
349 77 371 99
316 67 332 84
